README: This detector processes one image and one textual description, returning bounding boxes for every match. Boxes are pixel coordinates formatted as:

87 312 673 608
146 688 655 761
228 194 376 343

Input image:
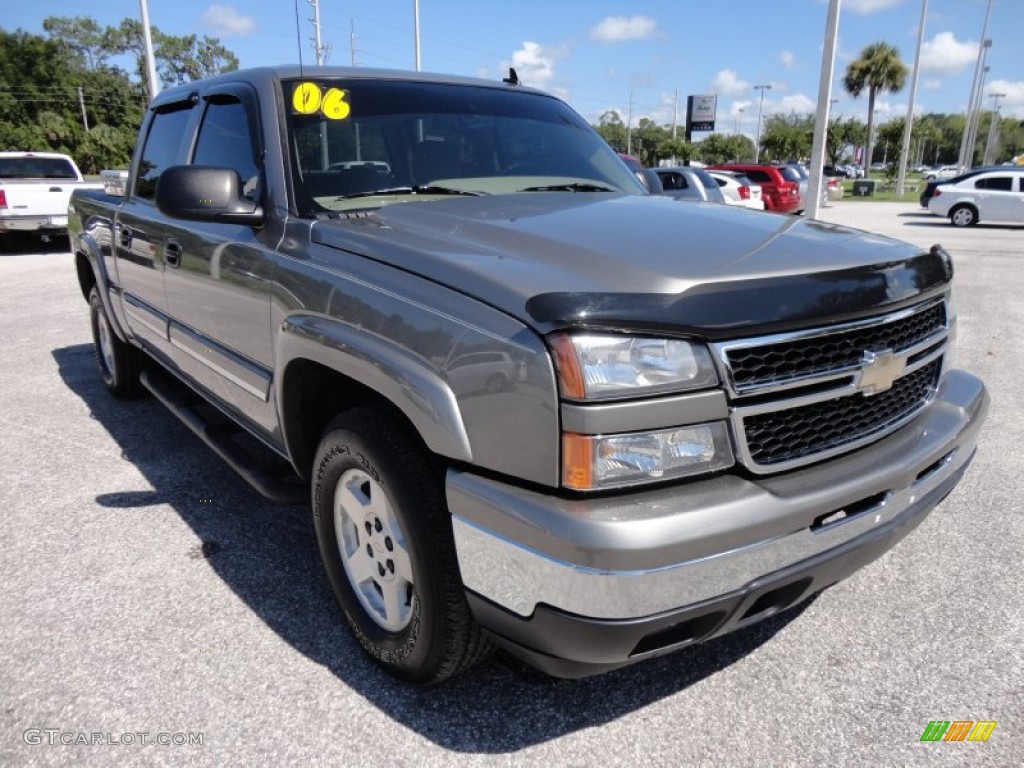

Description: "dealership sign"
687 94 717 132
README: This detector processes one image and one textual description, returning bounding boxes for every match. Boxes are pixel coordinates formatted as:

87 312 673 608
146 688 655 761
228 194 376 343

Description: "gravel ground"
1 204 1020 767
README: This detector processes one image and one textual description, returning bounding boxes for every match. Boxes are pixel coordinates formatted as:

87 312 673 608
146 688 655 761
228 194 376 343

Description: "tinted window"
744 169 771 183
285 79 643 214
974 176 1012 191
692 169 719 190
193 98 261 200
778 167 801 182
659 172 689 190
135 105 193 200
0 157 77 179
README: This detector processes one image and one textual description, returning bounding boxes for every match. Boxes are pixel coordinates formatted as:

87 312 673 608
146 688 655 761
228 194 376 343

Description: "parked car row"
617 155 847 215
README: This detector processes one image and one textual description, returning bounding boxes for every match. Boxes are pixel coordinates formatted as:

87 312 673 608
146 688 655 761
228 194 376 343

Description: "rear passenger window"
745 170 770 183
135 104 193 200
974 176 1012 191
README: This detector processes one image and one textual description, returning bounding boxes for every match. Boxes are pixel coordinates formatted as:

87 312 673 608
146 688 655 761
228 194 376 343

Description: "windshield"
0 156 78 180
284 79 643 215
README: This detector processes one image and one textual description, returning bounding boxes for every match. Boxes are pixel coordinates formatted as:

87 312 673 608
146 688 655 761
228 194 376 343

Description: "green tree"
826 117 866 165
594 110 627 153
759 114 814 162
696 133 754 164
155 33 238 86
42 16 115 71
843 42 908 172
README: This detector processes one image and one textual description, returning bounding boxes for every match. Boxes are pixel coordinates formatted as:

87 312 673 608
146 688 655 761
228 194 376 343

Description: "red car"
706 163 802 213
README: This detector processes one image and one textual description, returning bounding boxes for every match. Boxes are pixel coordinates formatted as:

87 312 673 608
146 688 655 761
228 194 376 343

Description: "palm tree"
843 42 908 174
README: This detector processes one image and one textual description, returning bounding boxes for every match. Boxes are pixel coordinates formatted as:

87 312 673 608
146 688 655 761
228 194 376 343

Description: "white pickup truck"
0 151 102 249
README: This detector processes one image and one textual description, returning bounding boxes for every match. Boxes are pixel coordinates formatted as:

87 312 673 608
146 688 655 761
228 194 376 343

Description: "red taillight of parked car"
738 186 750 200
0 190 7 209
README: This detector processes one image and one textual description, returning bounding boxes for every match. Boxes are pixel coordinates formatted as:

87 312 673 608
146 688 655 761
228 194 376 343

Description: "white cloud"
731 100 752 116
844 0 903 13
920 32 977 76
589 16 658 43
924 79 942 90
711 69 750 97
200 4 255 36
779 51 796 70
774 94 816 114
987 79 1024 120
502 42 562 89
873 100 893 115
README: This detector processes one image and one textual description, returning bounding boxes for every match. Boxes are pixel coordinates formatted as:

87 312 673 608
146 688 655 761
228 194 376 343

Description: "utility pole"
805 0 840 220
626 92 634 156
896 0 928 196
309 0 330 65
138 0 159 101
734 107 745 135
984 92 1006 165
965 56 991 168
413 0 421 71
672 89 679 140
958 0 993 170
77 86 89 132
753 84 771 163
350 20 359 66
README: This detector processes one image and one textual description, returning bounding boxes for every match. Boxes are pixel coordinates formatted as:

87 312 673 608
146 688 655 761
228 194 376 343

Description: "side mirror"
155 165 264 226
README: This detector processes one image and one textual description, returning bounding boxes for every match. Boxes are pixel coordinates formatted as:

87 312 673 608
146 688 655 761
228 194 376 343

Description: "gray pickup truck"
69 66 988 683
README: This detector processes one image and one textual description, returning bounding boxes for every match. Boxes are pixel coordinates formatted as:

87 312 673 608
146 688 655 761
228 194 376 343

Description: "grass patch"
840 171 930 203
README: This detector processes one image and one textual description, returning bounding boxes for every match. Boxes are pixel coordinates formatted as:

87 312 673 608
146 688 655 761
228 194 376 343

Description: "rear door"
974 174 1017 221
115 98 198 359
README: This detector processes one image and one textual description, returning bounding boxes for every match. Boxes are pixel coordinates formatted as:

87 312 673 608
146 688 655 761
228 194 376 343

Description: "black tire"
89 286 144 397
484 373 507 393
949 204 978 227
312 406 492 683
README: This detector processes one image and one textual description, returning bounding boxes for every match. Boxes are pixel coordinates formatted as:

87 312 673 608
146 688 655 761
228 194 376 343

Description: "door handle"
165 239 183 268
119 228 132 248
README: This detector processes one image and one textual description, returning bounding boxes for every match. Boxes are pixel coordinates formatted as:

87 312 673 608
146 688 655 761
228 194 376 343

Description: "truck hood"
311 194 951 337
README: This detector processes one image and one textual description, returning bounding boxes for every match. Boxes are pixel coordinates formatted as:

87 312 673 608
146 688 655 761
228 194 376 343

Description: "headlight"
549 332 718 400
562 422 734 490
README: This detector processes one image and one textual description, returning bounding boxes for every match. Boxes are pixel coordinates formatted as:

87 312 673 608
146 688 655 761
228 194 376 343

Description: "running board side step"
140 370 308 505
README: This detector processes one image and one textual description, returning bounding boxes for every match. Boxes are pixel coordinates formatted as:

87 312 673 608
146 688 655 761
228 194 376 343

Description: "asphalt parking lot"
1 202 1020 767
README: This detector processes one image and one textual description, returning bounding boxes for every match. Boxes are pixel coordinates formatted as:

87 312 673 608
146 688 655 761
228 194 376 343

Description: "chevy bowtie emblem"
857 349 907 395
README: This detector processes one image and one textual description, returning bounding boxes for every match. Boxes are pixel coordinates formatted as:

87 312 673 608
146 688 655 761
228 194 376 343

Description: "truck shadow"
54 342 813 753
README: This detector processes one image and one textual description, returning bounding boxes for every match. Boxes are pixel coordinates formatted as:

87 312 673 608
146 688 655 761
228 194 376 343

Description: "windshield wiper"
519 182 616 193
336 185 487 201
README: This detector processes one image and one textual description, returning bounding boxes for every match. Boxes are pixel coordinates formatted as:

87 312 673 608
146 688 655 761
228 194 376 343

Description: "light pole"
734 107 745 135
754 84 771 162
984 92 1006 165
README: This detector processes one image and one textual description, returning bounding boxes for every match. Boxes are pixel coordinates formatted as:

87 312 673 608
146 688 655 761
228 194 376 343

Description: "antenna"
502 67 519 86
294 0 304 74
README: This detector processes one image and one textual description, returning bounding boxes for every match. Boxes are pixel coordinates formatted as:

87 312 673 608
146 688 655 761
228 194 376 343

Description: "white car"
706 170 764 210
923 165 959 181
927 169 1024 227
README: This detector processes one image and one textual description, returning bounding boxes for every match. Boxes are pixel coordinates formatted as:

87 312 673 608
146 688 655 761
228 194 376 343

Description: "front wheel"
949 204 978 227
89 287 143 397
312 406 492 683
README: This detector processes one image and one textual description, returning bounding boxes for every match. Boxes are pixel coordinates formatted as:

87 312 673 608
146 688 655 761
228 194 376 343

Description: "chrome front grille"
713 298 950 473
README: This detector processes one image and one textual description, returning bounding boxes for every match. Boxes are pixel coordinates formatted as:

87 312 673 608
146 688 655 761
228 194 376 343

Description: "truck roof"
150 65 548 109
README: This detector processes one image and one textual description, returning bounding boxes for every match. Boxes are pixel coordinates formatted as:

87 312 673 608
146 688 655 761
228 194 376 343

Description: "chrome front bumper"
448 370 988 620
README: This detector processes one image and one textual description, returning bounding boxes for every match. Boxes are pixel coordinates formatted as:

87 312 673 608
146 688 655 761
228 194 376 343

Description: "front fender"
276 313 473 463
